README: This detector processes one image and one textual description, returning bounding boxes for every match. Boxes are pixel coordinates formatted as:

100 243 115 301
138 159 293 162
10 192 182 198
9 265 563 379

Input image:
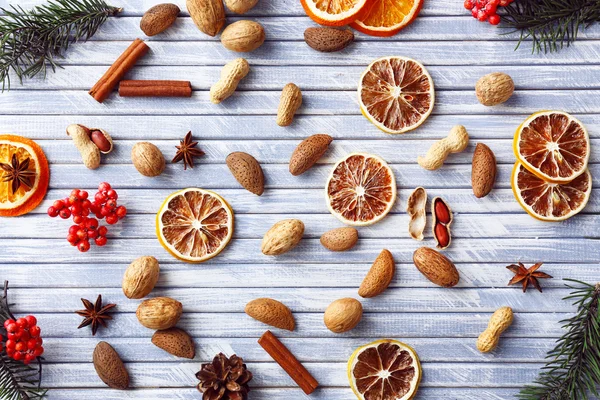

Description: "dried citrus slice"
350 0 423 37
301 0 369 26
511 162 591 222
358 57 434 134
326 153 396 226
0 135 49 217
514 111 590 183
156 188 234 263
348 339 422 400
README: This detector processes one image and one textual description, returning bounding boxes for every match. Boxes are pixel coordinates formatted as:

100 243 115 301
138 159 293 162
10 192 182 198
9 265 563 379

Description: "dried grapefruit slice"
326 153 396 226
348 339 422 400
511 162 591 222
514 111 590 183
351 0 423 37
156 188 234 263
0 135 49 217
358 57 434 134
301 0 368 26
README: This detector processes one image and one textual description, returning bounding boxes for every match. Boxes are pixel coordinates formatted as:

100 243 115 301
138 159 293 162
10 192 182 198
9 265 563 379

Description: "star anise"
172 131 205 170
0 154 35 194
75 295 116 335
196 353 253 400
507 262 553 293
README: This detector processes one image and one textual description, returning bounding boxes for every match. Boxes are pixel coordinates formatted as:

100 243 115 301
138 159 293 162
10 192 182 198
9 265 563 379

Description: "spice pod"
432 197 452 250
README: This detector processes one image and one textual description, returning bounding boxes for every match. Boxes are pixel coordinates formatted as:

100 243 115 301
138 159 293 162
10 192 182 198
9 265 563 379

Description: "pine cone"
196 353 253 400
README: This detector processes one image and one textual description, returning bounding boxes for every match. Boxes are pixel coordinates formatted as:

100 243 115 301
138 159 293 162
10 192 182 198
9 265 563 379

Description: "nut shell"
131 142 165 177
261 219 304 255
152 327 195 359
140 3 180 36
221 20 265 52
245 298 295 330
324 298 362 333
225 0 258 13
413 247 460 287
226 152 264 195
122 256 160 299
358 249 395 298
471 143 497 198
476 72 514 106
304 27 354 52
93 341 129 390
136 297 183 330
187 0 225 37
320 227 358 251
289 134 333 176
407 187 427 241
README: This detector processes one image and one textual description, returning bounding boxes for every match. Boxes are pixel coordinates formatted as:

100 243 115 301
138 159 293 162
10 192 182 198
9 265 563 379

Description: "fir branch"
502 0 600 53
0 0 122 91
518 279 600 400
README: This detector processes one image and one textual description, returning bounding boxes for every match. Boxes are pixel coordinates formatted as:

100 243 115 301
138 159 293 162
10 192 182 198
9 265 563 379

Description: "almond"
289 134 333 176
226 152 264 195
245 298 295 331
152 327 195 359
320 227 358 251
324 298 362 333
358 249 395 298
261 219 304 255
187 0 225 37
304 27 354 52
93 341 129 390
471 143 497 198
122 256 160 299
413 247 460 287
221 20 265 53
140 3 180 36
136 297 183 330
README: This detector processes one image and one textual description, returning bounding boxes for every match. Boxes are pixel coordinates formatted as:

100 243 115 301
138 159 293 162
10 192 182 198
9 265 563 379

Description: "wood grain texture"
0 1 594 397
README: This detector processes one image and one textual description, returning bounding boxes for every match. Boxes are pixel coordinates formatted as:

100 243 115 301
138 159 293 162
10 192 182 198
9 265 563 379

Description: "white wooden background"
0 0 599 398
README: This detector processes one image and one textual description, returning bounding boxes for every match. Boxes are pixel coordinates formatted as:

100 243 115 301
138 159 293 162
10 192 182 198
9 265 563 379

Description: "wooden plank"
40 337 556 362
0 262 593 289
6 213 600 239
8 287 577 313
1 238 598 263
1 114 597 140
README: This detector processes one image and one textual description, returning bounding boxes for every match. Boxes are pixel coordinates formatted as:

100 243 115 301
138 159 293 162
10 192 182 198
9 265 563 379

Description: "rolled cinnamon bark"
118 80 192 97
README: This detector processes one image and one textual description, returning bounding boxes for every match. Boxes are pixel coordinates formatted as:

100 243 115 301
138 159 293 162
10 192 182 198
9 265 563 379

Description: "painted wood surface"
0 0 596 399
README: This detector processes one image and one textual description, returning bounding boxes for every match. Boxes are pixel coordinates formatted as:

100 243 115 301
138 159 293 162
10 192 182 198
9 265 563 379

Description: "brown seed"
289 134 333 176
413 247 460 287
90 129 113 153
245 298 295 331
432 197 453 250
320 227 358 251
93 341 129 390
304 27 354 52
140 3 180 36
151 327 195 359
471 143 497 198
358 249 395 298
226 152 264 195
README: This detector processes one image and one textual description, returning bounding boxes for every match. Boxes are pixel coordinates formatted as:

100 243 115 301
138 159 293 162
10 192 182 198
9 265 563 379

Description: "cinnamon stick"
258 330 319 395
119 80 192 97
89 39 149 103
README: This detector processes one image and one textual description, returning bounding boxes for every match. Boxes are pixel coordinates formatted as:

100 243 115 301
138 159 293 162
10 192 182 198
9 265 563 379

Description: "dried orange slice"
511 162 591 222
326 153 396 226
358 57 434 134
0 135 49 217
348 339 422 400
514 111 590 183
156 188 234 263
351 0 423 37
301 0 369 26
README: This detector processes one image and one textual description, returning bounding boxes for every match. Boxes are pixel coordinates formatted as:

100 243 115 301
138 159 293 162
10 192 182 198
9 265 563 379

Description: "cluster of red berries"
47 182 126 252
464 0 513 25
2 316 44 365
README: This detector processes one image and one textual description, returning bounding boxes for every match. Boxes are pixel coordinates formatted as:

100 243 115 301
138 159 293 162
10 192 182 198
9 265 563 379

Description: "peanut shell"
245 298 295 330
289 134 333 176
93 341 129 390
221 20 265 52
413 247 460 287
276 83 302 127
471 143 497 198
324 298 362 333
261 219 304 255
320 227 358 251
358 249 395 298
226 152 264 195
407 187 427 241
152 327 195 359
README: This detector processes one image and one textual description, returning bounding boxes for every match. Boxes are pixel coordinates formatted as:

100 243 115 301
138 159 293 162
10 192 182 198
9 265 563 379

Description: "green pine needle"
502 0 600 53
518 279 600 400
0 0 122 91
